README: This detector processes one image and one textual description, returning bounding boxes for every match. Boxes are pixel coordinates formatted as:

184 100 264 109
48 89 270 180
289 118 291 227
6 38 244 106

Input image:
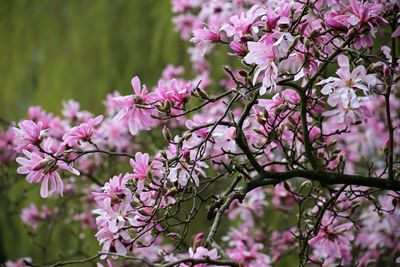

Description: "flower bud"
163 100 172 112
193 232 204 250
197 88 210 100
32 158 51 171
162 126 171 142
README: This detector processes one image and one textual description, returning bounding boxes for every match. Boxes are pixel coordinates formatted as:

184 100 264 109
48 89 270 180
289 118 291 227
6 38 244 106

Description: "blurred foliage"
0 0 190 121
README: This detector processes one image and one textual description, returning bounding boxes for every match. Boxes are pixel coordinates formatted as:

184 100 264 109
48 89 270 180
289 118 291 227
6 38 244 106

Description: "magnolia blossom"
16 139 79 198
13 120 44 152
317 55 375 124
62 115 103 147
244 35 278 94
309 216 354 265
179 247 219 267
112 76 157 135
20 204 54 229
130 152 162 180
154 79 192 108
190 27 221 55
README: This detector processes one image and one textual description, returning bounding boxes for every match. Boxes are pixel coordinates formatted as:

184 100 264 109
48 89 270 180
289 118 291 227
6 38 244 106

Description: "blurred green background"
0 0 190 121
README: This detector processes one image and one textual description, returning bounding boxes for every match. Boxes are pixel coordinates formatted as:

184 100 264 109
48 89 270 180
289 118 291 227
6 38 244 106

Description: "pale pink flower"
62 99 92 121
317 55 375 124
5 258 32 267
0 127 16 164
179 247 219 267
92 173 133 206
221 5 265 38
161 64 184 80
21 204 53 228
309 216 354 265
172 14 201 40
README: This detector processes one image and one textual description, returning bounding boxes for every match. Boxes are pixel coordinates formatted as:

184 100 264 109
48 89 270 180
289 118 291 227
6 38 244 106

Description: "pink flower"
13 120 44 152
130 152 162 180
5 258 32 267
244 35 278 94
226 240 271 267
179 247 219 267
221 5 265 38
309 216 354 265
21 204 53 228
154 79 192 108
62 99 92 121
62 115 103 147
92 173 133 205
0 127 16 165
113 76 157 135
190 28 221 55
317 55 375 124
16 139 79 198
162 64 184 80
191 28 220 44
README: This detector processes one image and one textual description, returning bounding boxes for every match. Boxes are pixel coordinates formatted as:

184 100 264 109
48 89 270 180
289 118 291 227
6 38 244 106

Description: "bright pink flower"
13 120 44 152
92 173 133 206
113 76 157 135
154 79 192 108
0 127 16 164
130 152 161 180
62 115 103 147
16 139 79 198
190 28 221 55
244 35 278 94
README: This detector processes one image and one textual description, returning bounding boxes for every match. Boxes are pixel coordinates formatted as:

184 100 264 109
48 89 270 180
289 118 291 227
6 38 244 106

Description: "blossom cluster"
2 0 400 266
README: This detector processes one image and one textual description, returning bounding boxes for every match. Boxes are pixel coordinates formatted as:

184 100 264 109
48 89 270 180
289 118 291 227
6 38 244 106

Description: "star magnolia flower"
244 35 278 94
309 216 354 265
13 120 44 152
20 204 53 229
221 5 265 38
130 152 162 180
179 247 219 267
92 174 134 206
317 55 375 124
16 139 79 198
154 79 192 108
190 28 221 55
62 115 103 147
112 76 157 135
